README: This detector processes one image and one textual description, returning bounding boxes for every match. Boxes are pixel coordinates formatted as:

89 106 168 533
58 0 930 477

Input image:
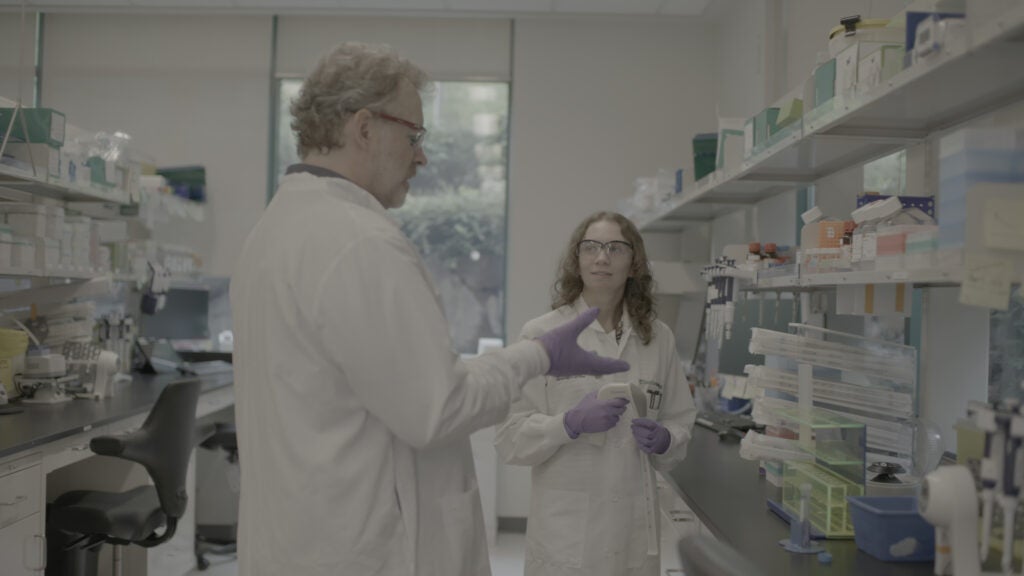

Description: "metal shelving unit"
746 266 963 292
626 9 1024 234
0 266 109 281
0 164 131 206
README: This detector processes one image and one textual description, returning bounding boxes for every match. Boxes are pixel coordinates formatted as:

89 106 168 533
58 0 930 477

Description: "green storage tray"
692 133 718 181
0 107 66 148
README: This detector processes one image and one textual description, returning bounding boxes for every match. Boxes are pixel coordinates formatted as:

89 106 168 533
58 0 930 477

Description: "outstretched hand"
536 308 630 377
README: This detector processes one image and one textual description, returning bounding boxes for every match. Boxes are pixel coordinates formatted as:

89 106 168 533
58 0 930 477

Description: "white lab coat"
230 172 548 576
495 299 697 576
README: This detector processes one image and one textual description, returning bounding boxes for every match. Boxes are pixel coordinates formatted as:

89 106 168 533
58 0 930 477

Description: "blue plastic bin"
847 496 934 562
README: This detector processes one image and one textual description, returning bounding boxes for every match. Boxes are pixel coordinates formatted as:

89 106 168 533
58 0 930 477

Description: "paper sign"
959 253 1014 311
984 196 1024 252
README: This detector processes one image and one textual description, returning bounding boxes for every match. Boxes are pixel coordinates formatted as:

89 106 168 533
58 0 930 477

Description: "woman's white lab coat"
230 172 547 576
495 299 697 576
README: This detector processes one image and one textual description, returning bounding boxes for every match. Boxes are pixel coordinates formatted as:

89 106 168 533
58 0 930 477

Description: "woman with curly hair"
495 211 697 576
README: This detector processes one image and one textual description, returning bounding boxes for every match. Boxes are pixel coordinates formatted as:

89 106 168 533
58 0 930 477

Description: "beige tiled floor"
186 522 686 576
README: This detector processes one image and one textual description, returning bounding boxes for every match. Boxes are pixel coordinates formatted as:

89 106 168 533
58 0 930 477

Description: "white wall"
709 0 768 119
501 16 718 517
276 16 511 80
0 12 37 105
40 14 272 277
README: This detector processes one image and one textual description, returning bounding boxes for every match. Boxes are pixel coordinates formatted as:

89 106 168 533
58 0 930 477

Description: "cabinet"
0 456 44 574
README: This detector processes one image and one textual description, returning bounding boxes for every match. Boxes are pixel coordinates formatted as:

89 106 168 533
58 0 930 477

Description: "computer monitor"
139 288 210 341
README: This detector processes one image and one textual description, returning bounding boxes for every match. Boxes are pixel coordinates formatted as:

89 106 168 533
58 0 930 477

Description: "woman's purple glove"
536 307 630 377
631 418 671 454
564 391 629 439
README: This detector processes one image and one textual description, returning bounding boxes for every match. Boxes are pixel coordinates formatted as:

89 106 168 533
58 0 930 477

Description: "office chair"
678 533 768 576
194 422 239 571
46 380 201 576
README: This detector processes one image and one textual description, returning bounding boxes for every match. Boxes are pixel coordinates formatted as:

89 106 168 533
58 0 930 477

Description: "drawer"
0 465 42 530
0 512 44 574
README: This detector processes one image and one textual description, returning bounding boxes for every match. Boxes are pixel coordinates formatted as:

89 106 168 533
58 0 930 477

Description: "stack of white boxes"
0 203 65 272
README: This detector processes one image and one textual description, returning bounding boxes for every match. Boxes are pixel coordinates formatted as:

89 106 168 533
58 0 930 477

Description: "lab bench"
665 425 934 576
0 372 234 576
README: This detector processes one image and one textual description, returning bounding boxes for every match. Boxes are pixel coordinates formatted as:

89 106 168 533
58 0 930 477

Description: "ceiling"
0 0 714 17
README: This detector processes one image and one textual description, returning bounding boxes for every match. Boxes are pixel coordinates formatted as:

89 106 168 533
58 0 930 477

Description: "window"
863 150 907 196
275 80 510 354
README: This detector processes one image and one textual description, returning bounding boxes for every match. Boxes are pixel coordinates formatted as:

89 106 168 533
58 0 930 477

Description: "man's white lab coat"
495 299 697 576
230 171 547 576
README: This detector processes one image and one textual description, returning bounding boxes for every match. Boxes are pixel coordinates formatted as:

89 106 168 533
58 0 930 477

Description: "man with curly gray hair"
230 42 628 576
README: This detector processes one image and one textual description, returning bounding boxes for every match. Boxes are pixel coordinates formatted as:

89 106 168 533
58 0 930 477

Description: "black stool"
46 380 201 576
194 422 238 571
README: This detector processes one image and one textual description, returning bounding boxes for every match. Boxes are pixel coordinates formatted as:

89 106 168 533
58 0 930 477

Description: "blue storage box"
855 195 936 218
847 496 934 562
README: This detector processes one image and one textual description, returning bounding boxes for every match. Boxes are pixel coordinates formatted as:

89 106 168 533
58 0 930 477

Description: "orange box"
817 221 846 248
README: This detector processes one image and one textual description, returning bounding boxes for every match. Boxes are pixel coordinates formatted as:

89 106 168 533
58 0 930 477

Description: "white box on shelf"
10 237 34 269
0 225 12 268
827 23 904 59
33 237 59 270
836 283 912 317
95 220 129 244
4 142 60 179
834 43 860 103
857 45 903 95
3 205 47 238
717 117 747 172
45 205 64 240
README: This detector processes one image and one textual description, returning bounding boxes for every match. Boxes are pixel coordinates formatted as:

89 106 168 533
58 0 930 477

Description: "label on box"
959 252 1013 311
984 197 1024 252
51 113 65 144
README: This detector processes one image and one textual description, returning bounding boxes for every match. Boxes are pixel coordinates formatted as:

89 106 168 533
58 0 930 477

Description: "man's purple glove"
536 307 630 377
564 391 629 439
631 418 671 454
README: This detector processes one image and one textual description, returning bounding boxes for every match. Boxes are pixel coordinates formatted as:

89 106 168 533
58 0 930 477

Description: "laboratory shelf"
630 5 1024 233
805 41 1024 139
0 266 108 280
744 265 963 291
0 163 132 206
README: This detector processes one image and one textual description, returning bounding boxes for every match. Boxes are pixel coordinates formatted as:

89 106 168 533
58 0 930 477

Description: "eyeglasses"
374 111 428 148
577 239 633 259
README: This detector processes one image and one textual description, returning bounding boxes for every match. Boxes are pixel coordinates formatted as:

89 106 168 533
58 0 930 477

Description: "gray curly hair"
290 42 428 158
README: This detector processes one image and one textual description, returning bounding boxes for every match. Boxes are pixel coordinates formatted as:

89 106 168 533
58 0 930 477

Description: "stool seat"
50 485 166 542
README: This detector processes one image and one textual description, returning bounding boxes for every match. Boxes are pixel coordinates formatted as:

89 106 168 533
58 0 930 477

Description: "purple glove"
536 307 630 377
631 418 671 454
564 391 629 439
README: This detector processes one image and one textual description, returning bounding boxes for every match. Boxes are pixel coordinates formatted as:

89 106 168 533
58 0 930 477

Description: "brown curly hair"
552 212 656 345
